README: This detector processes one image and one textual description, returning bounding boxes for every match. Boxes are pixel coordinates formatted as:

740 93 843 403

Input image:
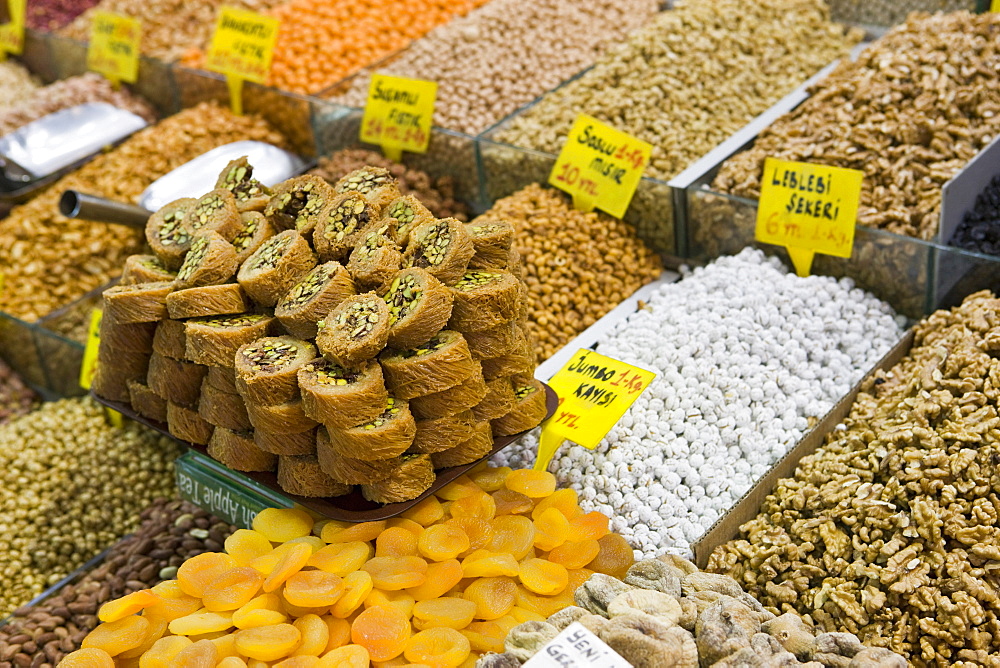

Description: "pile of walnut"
709 290 1000 666
481 556 906 668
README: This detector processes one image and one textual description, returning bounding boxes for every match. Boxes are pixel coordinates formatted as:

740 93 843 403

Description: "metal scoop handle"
60 190 152 229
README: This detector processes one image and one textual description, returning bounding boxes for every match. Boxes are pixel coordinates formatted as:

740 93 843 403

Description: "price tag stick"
204 6 280 117
79 308 103 390
755 157 864 278
548 114 651 219
533 349 655 472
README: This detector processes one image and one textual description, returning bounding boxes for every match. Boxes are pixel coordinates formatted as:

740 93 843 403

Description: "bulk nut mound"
308 149 471 222
0 398 182 618
708 290 1000 666
94 163 545 503
476 184 662 362
27 0 101 30
492 0 862 183
0 102 288 323
328 0 660 136
66 467 636 668
824 0 976 30
59 0 288 62
0 61 41 112
0 72 157 137
180 0 493 96
713 12 1000 242
0 499 233 668
0 359 38 427
497 249 906 560
484 556 906 668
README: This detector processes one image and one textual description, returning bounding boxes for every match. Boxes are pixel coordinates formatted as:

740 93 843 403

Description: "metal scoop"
0 102 149 203
61 141 308 228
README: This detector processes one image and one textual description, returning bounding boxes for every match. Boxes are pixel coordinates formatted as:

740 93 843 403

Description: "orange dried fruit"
531 488 580 521
317 644 370 668
487 515 535 560
533 508 570 551
233 593 287 629
138 635 193 667
405 559 464 601
351 605 411 662
82 615 150 656
364 589 416 618
401 496 445 526
331 570 374 618
288 535 327 553
509 607 546 624
376 526 420 557
202 566 265 611
450 492 496 521
460 627 504 655
518 558 569 596
462 577 516 620
492 488 534 516
386 517 425 538
445 517 493 555
404 627 471 667
412 598 476 631
513 585 566 618
321 519 386 543
309 541 373 576
210 633 239 660
461 551 519 578
284 570 346 608
586 533 634 578
417 524 470 562
118 614 167 660
59 648 115 667
173 638 218 666
362 556 429 590
436 476 480 501
225 529 275 566
253 507 314 542
505 470 555 498
322 615 352 651
177 553 238 598
292 614 330 657
97 589 160 623
566 511 610 542
548 539 601 570
216 658 249 668
469 466 510 492
262 542 314 592
274 657 320 668
235 623 302 661
168 611 234 636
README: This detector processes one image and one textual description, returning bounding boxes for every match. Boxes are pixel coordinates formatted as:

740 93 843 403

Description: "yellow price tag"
992 0 999 11
0 0 26 57
205 6 280 115
755 157 864 277
534 349 655 472
361 74 437 163
79 308 103 390
88 12 142 86
548 114 651 218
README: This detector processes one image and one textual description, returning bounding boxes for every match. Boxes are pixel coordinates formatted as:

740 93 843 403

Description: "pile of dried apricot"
63 465 633 667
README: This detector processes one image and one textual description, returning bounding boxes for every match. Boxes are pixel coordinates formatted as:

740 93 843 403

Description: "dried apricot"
173 638 218 667
518 558 568 596
450 492 496 521
376 526 420 557
469 466 510 492
445 517 493 555
533 508 570 551
364 589 416 618
548 539 600 570
566 511 609 542
322 616 352 651
60 648 116 667
462 577 516 620
362 556 429 590
82 615 150 656
491 488 534 516
412 598 476 631
509 607 546 624
351 605 411 661
293 614 330 657
118 615 167 660
401 497 445 526
98 589 160 623
288 535 327 553
586 533 635 578
235 623 302 661
460 626 504 655
317 644 370 668
417 524 470 562
138 635 193 668
274 657 320 668
505 470 555 498
437 476 480 501
513 586 566 618
177 553 238 598
225 529 274 566
331 570 374 618
461 551 519 578
284 570 346 607
487 515 535 560
253 507 314 542
531 488 581 521
405 560 464 601
321 520 386 543
216 658 249 668
210 633 239 660
386 517 425 538
405 627 471 667
262 542 314 592
309 541 373 575
202 566 266 611
233 593 287 629
168 611 234 636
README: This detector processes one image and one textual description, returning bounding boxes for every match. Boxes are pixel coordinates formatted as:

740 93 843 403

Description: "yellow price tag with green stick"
205 6 280 116
361 74 437 162
88 12 142 87
0 0 25 57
